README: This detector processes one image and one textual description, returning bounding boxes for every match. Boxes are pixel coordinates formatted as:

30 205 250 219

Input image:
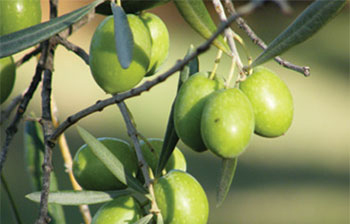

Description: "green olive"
154 170 209 224
174 72 223 152
89 14 152 94
73 137 138 191
239 67 293 137
140 138 186 173
91 195 143 224
201 88 255 158
141 12 169 76
0 56 16 104
0 0 41 35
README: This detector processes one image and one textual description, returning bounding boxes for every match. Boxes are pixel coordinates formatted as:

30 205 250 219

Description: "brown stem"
224 0 310 76
117 101 160 216
56 36 89 65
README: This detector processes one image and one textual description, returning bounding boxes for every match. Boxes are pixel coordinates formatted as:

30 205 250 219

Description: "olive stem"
117 101 162 217
212 0 244 73
209 38 225 80
15 46 42 67
116 0 121 7
223 0 310 77
51 98 92 224
225 57 237 89
56 36 89 65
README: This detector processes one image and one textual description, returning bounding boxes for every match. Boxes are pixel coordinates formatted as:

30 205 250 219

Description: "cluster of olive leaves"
0 0 347 224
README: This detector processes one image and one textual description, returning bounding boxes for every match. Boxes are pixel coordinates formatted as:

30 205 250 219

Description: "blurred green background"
1 1 349 223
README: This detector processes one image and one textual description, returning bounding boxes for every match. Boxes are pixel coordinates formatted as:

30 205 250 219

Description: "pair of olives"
91 170 208 224
174 67 294 158
0 0 42 104
89 12 169 94
73 137 209 224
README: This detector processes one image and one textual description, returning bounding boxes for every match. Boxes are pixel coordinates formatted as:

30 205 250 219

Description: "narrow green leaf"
251 0 347 68
155 45 199 177
96 0 171 15
77 126 147 194
24 120 66 223
133 214 154 224
26 190 131 205
216 158 238 207
111 3 133 69
0 0 104 58
174 0 230 54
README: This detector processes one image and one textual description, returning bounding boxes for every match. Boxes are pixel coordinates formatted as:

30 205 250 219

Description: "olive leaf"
24 120 66 223
26 190 131 205
133 214 154 224
155 45 199 177
216 158 238 207
174 0 230 55
111 2 134 69
0 0 104 58
251 0 347 68
96 0 171 15
77 126 147 194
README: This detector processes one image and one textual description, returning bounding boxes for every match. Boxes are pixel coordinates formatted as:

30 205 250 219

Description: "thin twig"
0 93 23 125
56 36 89 65
48 5 258 142
15 46 42 67
212 0 243 73
36 1 58 223
36 53 56 224
1 174 23 224
0 60 44 173
224 0 310 76
117 101 160 215
51 98 92 224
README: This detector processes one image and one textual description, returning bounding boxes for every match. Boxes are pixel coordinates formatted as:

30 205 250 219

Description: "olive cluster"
72 138 209 224
174 67 294 159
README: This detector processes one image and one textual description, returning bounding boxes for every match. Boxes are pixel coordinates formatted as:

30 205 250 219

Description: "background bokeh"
1 1 349 223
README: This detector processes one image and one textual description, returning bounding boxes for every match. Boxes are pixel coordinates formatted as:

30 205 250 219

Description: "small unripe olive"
239 67 293 137
154 170 209 224
89 14 152 94
174 72 223 152
73 137 138 191
140 12 169 76
0 56 16 104
201 88 255 158
91 196 143 224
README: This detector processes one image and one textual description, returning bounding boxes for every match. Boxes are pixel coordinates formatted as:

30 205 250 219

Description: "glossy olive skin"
154 170 209 224
0 57 16 104
73 137 138 191
239 67 293 137
140 138 186 173
201 88 255 158
141 12 169 76
0 0 41 35
89 14 151 94
174 72 223 152
92 196 143 224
